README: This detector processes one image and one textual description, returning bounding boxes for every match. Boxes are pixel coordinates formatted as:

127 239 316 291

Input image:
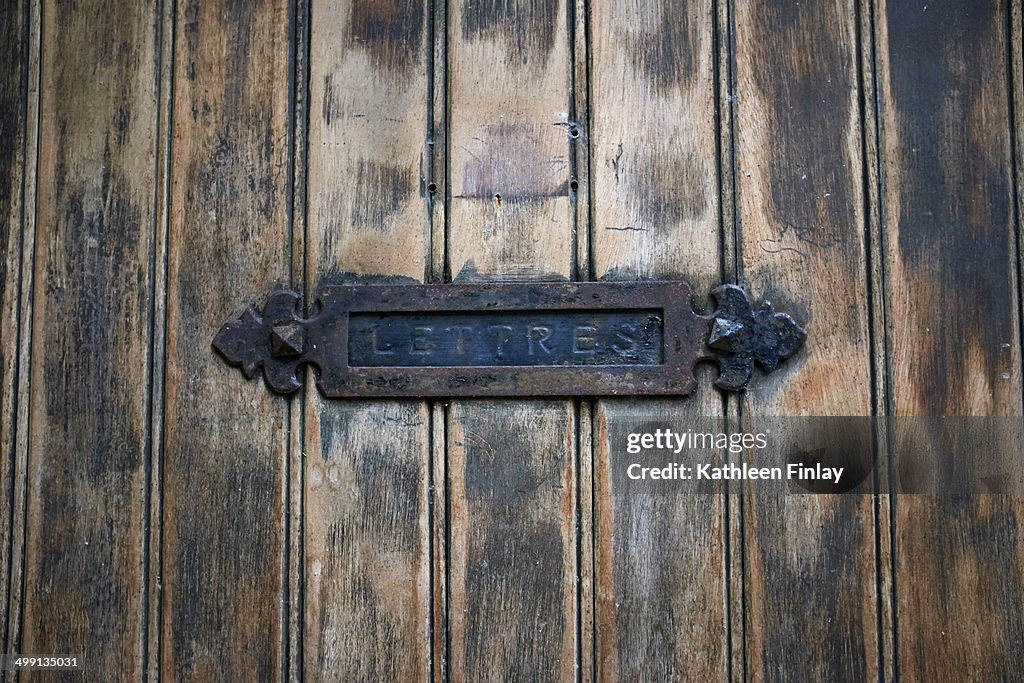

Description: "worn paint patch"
754 1 854 262
455 402 571 679
459 122 569 199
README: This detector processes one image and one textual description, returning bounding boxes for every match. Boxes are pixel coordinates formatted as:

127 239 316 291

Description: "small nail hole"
569 126 580 139
570 179 579 191
427 182 437 195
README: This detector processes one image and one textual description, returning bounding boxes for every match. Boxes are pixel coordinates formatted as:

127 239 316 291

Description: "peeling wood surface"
1 1 1022 681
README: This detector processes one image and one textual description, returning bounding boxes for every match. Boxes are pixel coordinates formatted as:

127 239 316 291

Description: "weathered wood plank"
303 402 431 680
0 0 31 661
588 0 727 678
446 0 578 679
19 0 160 677
447 401 577 681
303 0 433 678
731 0 880 679
447 0 574 283
876 0 1024 678
162 0 292 678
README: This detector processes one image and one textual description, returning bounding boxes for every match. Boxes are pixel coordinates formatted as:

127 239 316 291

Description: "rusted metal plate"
212 281 806 397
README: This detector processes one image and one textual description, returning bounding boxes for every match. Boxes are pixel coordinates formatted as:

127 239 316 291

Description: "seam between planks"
144 0 176 677
9 0 42 677
2 0 36 676
852 0 890 678
866 0 901 676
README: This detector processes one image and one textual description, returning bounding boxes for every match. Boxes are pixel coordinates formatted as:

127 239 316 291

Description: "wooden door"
2 0 1022 680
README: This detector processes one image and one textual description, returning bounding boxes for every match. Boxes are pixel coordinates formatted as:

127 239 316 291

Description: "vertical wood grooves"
435 0 451 679
150 0 177 678
1 0 37 668
1009 0 1024 428
143 0 175 675
431 1 450 680
855 0 895 677
426 2 446 672
9 0 41 666
439 0 452 286
569 2 590 682
577 7 596 676
865 0 902 674
717 0 744 679
711 0 736 679
285 0 310 678
853 0 882 676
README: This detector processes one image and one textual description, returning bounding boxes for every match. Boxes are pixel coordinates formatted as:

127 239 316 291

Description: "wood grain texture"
588 0 726 679
19 0 159 677
876 1 1024 679
731 0 879 679
162 0 292 678
446 1 578 679
447 0 574 283
0 0 30 661
303 0 433 677
447 401 577 681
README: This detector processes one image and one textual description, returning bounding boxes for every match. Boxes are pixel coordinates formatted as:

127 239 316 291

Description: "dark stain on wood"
755 2 856 266
460 0 558 66
731 0 879 679
320 420 422 554
349 0 425 72
169 459 279 679
622 0 696 92
452 402 572 680
885 0 1015 416
880 1 1024 679
162 0 291 678
350 161 415 231
19 0 158 678
629 149 709 225
750 496 871 679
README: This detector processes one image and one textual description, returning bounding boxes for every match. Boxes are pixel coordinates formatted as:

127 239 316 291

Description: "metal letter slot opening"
212 281 807 398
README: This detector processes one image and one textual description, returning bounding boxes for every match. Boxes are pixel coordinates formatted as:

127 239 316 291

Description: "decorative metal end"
705 284 807 391
212 290 309 393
